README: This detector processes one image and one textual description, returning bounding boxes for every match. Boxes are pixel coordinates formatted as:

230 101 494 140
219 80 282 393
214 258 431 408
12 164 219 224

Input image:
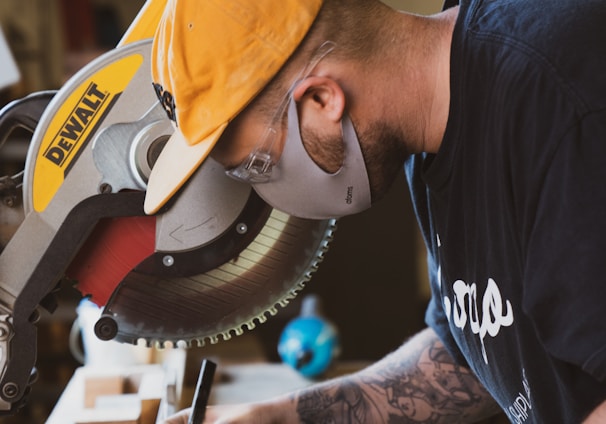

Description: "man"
146 0 606 422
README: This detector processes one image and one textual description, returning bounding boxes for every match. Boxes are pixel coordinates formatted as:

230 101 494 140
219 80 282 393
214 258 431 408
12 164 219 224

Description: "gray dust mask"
252 98 371 219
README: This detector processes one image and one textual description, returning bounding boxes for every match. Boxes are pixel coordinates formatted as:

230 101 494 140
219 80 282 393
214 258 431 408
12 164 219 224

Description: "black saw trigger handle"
0 91 56 149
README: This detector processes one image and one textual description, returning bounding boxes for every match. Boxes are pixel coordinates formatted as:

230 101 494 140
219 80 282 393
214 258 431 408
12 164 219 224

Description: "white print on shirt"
505 369 533 424
436 234 514 364
439 267 514 364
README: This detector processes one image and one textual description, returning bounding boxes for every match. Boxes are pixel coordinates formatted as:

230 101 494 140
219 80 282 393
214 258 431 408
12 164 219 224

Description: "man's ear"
291 76 346 123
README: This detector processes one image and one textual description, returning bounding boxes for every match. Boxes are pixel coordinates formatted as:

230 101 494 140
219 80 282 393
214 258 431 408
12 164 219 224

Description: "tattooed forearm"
294 328 500 424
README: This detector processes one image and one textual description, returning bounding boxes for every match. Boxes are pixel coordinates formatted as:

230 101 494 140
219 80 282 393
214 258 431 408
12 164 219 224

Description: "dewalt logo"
43 83 108 168
32 52 143 212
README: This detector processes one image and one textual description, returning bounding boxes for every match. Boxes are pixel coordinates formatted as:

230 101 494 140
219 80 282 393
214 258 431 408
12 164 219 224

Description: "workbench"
46 357 369 424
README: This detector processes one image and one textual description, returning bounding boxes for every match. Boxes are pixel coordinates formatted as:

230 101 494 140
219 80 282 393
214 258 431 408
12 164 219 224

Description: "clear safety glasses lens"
225 41 336 184
225 129 277 183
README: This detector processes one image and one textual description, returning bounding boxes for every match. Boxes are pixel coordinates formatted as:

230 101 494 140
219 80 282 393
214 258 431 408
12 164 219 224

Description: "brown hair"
252 0 391 119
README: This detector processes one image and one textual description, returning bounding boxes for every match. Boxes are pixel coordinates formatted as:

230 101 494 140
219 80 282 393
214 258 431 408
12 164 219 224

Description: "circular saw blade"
99 210 336 348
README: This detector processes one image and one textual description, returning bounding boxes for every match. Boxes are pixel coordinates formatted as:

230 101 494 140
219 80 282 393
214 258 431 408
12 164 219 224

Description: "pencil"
188 359 217 424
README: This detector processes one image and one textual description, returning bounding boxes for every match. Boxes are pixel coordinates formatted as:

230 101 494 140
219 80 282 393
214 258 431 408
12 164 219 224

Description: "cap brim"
144 123 227 214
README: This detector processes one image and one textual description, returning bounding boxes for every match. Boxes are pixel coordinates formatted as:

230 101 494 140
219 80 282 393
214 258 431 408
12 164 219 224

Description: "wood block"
141 397 161 424
137 369 165 423
83 374 125 408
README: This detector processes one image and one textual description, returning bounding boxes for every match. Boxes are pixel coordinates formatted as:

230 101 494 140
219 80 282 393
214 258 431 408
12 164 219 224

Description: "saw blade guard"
98 210 336 348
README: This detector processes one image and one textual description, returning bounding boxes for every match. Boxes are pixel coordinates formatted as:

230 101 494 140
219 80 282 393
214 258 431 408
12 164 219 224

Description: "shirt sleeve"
523 109 606 381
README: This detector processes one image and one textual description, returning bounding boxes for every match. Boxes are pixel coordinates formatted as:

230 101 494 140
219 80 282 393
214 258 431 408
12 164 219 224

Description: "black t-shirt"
406 0 606 422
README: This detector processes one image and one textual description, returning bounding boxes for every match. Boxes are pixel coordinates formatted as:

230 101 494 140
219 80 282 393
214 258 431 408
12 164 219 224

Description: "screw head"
2 382 18 399
99 183 113 194
236 223 248 234
162 255 175 267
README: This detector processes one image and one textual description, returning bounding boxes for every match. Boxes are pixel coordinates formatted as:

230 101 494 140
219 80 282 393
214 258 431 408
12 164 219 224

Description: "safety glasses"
225 41 336 183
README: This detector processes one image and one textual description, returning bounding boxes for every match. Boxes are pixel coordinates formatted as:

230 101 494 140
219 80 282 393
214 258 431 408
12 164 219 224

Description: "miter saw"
0 0 335 414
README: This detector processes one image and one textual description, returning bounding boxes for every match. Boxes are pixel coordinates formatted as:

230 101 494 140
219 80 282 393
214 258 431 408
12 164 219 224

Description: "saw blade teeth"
290 283 306 297
124 217 338 351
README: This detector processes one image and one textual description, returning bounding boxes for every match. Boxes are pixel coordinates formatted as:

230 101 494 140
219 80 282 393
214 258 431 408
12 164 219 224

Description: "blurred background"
0 0 442 422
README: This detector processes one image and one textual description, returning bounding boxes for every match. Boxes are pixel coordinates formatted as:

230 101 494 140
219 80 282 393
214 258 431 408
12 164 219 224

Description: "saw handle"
0 91 56 150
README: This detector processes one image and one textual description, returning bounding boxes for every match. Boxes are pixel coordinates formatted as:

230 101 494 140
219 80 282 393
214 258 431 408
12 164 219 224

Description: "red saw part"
68 216 156 306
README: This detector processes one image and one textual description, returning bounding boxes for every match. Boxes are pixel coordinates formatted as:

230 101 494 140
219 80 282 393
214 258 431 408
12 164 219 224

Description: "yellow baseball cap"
144 0 323 214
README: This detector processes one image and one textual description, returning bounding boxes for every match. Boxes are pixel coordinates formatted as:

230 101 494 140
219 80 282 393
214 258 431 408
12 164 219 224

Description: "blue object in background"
278 294 340 378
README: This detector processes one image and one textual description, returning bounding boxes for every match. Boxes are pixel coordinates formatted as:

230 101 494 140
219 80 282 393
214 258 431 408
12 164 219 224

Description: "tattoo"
296 385 375 424
295 330 499 423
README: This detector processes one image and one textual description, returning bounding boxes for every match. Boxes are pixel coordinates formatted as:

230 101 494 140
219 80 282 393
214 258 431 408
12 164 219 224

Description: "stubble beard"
358 120 410 203
301 120 409 204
